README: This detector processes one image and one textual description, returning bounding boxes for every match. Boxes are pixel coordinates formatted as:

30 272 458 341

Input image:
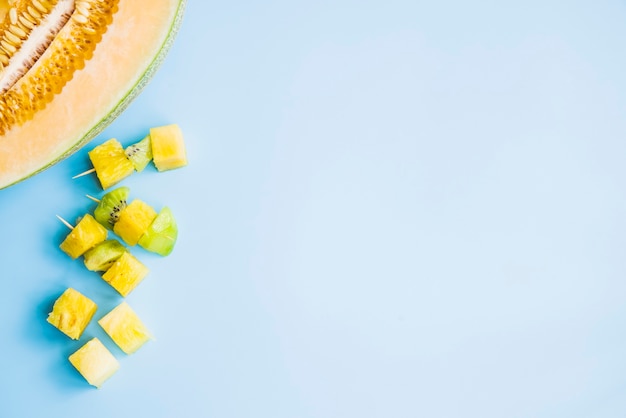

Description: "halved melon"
0 0 186 189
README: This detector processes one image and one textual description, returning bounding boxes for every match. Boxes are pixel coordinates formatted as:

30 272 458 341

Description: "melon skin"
0 0 187 189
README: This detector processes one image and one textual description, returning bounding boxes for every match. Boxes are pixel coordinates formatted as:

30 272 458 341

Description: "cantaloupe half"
0 0 186 189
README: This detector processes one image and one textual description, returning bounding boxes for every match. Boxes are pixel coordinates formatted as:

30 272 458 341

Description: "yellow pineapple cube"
150 124 188 171
101 252 149 297
98 302 153 354
88 138 135 189
113 199 157 246
69 338 120 388
47 288 97 340
60 214 108 259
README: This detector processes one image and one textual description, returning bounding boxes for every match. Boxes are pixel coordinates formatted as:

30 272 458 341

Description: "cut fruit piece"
83 239 127 272
88 138 135 190
59 213 108 259
0 0 187 189
150 124 187 171
101 251 149 297
113 199 157 246
47 288 97 340
69 337 120 388
0 0 119 129
125 135 152 172
93 186 130 230
138 206 178 256
98 301 153 354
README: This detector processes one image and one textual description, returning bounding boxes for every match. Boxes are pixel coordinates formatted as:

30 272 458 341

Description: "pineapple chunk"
101 252 149 297
88 138 135 189
60 214 108 259
69 338 120 388
113 199 157 246
98 302 153 354
47 288 97 340
150 124 187 171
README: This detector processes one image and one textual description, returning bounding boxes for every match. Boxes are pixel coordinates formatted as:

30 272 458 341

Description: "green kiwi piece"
94 186 130 230
125 135 153 172
83 239 128 272
138 206 178 256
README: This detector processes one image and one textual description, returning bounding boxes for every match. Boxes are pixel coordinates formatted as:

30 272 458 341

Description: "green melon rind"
1 0 187 190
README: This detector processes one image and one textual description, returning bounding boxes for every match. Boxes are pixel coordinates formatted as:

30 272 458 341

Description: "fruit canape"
89 186 178 256
73 123 188 189
57 214 149 297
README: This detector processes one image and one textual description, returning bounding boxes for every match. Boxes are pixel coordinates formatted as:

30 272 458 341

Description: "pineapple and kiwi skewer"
73 123 188 189
57 213 149 297
66 123 183 254
88 186 178 256
56 185 178 297
61 184 178 257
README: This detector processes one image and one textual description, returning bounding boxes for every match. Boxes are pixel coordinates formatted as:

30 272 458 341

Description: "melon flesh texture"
0 0 186 189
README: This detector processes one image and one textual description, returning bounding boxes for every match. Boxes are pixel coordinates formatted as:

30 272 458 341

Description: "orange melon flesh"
0 0 186 189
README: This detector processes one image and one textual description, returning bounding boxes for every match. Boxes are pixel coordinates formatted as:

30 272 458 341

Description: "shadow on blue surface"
24 276 129 391
26 287 90 391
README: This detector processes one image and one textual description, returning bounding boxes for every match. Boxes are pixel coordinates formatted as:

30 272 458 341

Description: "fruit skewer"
56 214 149 297
73 124 188 189
88 187 178 256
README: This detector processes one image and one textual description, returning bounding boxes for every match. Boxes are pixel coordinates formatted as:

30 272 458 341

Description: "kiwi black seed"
94 186 131 229
125 135 153 172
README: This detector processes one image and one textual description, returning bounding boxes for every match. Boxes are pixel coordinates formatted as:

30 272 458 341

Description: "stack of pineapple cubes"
47 124 187 388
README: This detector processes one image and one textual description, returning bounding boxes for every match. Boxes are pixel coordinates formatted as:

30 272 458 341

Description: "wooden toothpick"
72 167 96 179
56 215 74 230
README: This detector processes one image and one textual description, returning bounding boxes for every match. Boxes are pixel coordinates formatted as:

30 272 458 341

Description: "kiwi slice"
83 240 128 272
94 186 131 230
138 207 178 256
125 135 153 172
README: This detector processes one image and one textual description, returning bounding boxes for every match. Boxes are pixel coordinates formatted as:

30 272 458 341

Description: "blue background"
3 1 626 417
